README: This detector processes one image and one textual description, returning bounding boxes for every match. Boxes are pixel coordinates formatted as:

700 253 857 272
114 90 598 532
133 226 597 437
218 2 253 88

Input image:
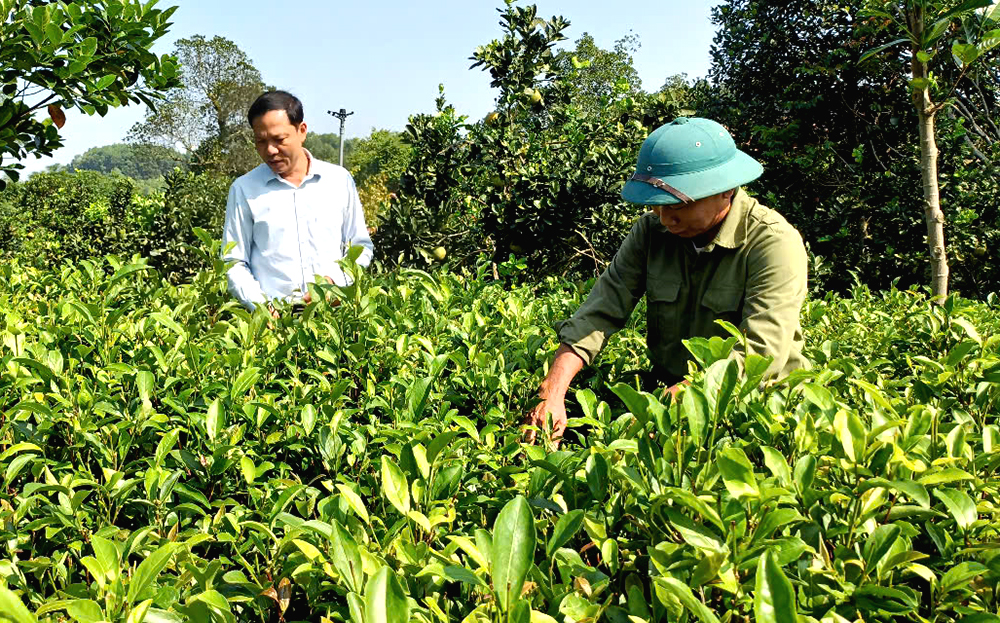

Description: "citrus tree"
0 0 181 187
377 1 684 277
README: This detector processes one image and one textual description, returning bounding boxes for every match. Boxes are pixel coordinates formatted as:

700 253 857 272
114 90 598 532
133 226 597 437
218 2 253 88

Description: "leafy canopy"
0 0 181 188
129 34 267 177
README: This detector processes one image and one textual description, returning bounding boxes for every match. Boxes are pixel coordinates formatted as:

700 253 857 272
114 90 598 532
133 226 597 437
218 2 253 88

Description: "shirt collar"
265 148 320 186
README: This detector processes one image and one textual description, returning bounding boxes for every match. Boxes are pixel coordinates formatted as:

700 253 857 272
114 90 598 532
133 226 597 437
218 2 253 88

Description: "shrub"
375 5 686 280
0 253 998 621
0 170 137 265
0 168 234 282
140 168 232 282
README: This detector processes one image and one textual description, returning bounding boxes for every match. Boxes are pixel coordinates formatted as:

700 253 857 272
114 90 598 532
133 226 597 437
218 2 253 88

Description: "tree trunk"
909 5 949 300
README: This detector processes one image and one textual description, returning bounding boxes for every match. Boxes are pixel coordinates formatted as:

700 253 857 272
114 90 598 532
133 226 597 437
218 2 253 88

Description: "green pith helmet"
621 117 763 205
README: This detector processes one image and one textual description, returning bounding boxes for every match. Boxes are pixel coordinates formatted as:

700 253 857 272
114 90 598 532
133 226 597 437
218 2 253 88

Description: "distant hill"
69 143 187 180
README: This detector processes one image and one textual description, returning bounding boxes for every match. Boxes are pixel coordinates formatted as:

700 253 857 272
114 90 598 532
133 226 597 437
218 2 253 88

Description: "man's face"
252 110 307 178
650 190 733 239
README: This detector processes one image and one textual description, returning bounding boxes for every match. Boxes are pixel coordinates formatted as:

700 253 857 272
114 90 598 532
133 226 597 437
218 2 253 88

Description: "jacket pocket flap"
701 286 742 313
647 278 681 303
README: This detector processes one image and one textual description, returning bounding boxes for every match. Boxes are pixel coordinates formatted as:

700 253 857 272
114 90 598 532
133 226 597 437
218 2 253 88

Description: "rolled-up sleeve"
222 183 267 311
738 224 808 377
557 216 649 365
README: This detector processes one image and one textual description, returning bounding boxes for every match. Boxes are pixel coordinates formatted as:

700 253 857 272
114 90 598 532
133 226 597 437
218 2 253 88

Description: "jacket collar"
650 187 753 250
706 187 751 251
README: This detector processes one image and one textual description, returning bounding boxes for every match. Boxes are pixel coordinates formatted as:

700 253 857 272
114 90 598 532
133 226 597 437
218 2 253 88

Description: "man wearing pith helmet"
526 117 808 444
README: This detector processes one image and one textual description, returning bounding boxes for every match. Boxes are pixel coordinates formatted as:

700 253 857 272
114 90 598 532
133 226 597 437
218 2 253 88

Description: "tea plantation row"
1 239 998 623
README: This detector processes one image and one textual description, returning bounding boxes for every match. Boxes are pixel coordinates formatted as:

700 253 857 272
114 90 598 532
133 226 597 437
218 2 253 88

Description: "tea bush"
0 169 231 282
0 245 998 622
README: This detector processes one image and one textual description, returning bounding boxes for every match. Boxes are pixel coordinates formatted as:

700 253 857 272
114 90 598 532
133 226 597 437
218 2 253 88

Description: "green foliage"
139 169 232 282
0 0 181 187
304 132 356 166
129 35 266 177
377 3 685 276
0 169 138 263
551 32 644 114
703 0 1000 298
0 169 231 281
856 0 1000 297
348 130 411 192
347 129 412 225
69 142 186 181
374 89 476 267
0 248 999 621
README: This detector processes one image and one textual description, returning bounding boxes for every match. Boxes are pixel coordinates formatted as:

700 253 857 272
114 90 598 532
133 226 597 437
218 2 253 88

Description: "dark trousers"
619 366 683 393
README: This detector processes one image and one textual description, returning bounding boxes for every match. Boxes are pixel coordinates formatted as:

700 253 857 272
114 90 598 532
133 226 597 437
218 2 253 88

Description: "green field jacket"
557 189 809 381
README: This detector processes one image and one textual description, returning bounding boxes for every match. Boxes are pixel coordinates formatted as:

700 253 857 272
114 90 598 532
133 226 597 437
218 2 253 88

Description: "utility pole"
327 108 354 167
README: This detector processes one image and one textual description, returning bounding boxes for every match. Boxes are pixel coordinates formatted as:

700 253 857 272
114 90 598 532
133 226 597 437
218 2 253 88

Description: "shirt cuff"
555 317 607 366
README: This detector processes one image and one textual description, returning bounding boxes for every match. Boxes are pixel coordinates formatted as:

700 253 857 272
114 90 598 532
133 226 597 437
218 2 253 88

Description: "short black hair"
248 90 304 127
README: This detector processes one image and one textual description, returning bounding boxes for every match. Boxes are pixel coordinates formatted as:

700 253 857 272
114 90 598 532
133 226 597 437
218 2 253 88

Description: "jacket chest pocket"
700 285 743 335
647 277 682 348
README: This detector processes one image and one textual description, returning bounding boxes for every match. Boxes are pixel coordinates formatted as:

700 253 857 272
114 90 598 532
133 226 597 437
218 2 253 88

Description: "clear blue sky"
21 0 718 174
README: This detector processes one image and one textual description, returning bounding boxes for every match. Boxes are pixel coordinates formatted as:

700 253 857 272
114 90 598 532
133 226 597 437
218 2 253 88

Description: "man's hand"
523 345 584 447
303 276 337 305
524 396 567 446
659 382 686 401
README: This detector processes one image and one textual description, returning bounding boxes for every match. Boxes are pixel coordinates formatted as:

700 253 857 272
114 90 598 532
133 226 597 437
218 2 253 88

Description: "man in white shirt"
222 90 374 315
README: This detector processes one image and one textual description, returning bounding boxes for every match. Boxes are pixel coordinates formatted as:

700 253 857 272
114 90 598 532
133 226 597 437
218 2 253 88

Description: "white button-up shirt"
222 152 374 310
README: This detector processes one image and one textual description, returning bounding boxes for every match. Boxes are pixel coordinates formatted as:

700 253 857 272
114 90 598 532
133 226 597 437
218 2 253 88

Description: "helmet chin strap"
629 173 694 204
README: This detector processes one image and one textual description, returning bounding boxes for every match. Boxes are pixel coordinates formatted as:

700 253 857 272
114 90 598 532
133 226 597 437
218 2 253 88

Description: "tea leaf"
125 600 154 623
405 376 433 420
940 561 988 594
337 484 371 524
918 468 974 485
300 404 317 436
380 457 410 515
330 521 364 592
653 576 720 623
547 509 585 557
231 366 261 399
443 565 488 588
661 487 725 532
610 383 655 426
934 489 978 531
293 538 325 562
665 508 728 554
681 384 710 445
206 398 224 442
834 409 867 462
347 592 365 623
717 447 759 500
860 478 930 509
66 600 104 623
449 535 489 570
126 543 176 606
760 446 792 487
863 524 901 574
154 429 180 469
754 549 797 623
492 496 536 612
240 456 255 484
0 586 38 623
364 567 408 623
